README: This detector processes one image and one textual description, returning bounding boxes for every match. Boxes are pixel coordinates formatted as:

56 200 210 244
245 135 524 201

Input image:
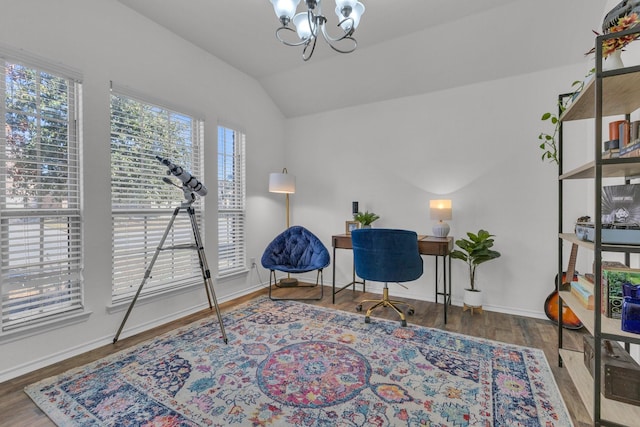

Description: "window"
0 58 82 330
218 125 246 276
110 91 204 301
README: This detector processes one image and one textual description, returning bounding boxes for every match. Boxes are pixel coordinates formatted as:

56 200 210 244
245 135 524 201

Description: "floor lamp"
269 168 297 285
269 168 296 228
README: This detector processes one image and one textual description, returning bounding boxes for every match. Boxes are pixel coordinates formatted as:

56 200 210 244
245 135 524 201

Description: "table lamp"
269 168 296 229
430 199 452 237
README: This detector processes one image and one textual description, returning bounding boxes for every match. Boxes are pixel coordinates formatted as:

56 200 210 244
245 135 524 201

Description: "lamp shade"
293 12 315 40
337 1 364 30
269 172 296 194
335 0 357 10
270 0 300 20
430 199 452 221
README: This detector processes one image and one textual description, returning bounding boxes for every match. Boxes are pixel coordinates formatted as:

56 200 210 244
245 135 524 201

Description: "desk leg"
332 245 337 304
332 246 366 304
443 254 448 324
434 255 450 324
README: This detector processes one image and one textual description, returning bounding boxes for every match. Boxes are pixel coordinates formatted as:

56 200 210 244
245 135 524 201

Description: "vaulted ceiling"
117 0 604 118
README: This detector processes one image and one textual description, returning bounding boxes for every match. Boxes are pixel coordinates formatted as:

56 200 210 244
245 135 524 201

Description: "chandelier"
269 0 366 61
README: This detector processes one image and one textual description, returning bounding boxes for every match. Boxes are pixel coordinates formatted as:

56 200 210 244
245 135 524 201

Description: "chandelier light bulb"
270 0 301 23
337 1 364 31
293 12 315 40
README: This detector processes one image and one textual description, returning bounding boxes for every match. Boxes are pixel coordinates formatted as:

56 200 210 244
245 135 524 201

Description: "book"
575 273 594 293
571 280 594 309
620 121 631 147
602 267 640 318
602 148 620 159
618 139 640 156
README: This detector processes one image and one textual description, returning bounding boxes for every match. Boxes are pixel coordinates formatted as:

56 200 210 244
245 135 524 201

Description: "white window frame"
110 89 205 302
0 54 83 332
217 125 246 277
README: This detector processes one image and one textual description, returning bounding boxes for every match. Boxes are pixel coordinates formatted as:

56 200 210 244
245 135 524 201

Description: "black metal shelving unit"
558 28 640 427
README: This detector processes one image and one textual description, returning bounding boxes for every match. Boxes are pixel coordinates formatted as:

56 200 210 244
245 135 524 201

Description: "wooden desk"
331 234 453 323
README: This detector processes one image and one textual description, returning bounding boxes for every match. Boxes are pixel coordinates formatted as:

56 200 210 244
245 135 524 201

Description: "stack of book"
618 120 640 158
571 274 594 310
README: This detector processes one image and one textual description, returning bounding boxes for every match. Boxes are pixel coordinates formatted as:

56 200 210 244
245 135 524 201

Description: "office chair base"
356 287 414 326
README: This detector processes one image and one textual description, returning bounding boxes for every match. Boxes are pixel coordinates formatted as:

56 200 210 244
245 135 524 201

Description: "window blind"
218 126 246 276
0 61 83 330
110 92 204 301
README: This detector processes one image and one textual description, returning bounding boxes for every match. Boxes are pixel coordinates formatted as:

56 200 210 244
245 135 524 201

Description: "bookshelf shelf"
560 158 640 180
559 349 640 426
559 290 640 341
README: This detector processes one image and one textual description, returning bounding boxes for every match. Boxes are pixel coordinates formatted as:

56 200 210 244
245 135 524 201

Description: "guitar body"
544 272 584 330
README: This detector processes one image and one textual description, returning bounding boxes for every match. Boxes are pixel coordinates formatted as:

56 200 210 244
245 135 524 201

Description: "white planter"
463 288 482 308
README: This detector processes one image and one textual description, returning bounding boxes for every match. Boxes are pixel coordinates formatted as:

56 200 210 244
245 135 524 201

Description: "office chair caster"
356 304 363 312
407 308 415 316
364 316 370 323
401 319 407 327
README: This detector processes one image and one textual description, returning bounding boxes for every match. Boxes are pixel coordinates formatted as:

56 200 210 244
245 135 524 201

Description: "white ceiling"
117 0 605 118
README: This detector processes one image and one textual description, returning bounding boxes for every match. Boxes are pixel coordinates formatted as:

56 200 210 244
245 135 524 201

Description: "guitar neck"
565 243 579 283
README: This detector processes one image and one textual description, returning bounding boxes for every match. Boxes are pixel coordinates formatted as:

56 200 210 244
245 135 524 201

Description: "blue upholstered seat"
352 228 423 326
261 226 330 300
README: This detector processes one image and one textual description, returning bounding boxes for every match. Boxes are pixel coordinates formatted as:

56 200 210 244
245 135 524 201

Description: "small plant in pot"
450 229 501 311
354 211 380 228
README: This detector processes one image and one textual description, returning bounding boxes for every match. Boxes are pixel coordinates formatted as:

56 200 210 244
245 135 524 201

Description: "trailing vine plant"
538 68 595 164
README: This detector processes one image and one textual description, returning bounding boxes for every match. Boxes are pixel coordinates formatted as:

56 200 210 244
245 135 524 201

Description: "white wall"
0 0 286 380
0 0 622 381
285 63 594 317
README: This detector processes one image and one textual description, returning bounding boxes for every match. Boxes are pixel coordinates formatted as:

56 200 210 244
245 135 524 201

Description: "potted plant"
538 68 594 165
354 211 380 228
450 229 501 310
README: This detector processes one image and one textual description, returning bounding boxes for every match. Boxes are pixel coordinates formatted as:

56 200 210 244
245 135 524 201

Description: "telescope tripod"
113 201 228 344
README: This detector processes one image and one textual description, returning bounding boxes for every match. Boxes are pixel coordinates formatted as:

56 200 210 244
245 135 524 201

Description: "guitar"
544 243 584 330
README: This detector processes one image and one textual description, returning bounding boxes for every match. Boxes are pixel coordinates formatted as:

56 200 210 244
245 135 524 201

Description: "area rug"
25 297 572 426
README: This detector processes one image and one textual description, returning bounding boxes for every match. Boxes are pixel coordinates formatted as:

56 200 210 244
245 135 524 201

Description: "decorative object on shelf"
345 220 359 234
353 210 379 228
429 199 452 237
538 68 595 165
583 336 640 405
622 296 640 333
602 267 640 318
352 201 358 218
268 0 365 61
450 229 501 313
585 0 640 65
543 243 584 329
269 168 296 229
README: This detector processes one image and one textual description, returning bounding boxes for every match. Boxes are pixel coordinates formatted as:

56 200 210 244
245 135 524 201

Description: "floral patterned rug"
25 297 572 426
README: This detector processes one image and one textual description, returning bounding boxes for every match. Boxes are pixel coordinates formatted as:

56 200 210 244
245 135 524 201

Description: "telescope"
156 155 208 197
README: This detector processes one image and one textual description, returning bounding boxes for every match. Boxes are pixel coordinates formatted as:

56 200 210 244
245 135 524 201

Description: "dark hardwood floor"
0 286 590 427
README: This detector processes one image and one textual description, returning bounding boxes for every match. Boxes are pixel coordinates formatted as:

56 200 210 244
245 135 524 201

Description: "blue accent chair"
261 225 330 300
351 228 423 326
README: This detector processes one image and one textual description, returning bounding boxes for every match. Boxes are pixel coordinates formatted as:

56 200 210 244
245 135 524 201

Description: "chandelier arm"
319 22 357 54
325 36 357 54
320 17 355 43
302 37 317 61
275 26 310 47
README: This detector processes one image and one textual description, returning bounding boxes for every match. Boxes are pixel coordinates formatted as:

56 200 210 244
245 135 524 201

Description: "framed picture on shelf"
345 221 360 234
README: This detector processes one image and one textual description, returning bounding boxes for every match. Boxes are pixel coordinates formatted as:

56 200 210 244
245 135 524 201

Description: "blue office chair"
352 228 423 326
261 225 330 300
